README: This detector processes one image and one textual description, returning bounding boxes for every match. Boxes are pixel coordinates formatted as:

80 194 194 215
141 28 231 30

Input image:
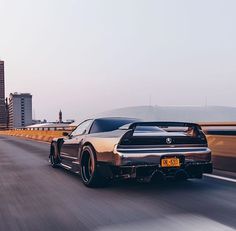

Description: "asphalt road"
0 135 235 231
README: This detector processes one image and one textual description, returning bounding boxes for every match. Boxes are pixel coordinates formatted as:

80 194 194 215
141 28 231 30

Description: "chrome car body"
49 118 213 187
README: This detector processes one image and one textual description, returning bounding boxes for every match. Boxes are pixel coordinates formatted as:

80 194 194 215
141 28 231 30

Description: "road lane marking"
60 163 72 169
204 174 236 183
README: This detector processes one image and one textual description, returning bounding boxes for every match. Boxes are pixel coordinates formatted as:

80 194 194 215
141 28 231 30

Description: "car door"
60 120 93 167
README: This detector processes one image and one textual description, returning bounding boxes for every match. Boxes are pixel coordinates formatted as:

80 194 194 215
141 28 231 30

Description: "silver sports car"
49 117 213 187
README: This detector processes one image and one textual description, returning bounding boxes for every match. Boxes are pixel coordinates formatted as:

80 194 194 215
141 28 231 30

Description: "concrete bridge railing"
0 130 65 142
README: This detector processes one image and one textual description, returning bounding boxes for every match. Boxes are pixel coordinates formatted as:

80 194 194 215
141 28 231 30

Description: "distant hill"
97 106 236 122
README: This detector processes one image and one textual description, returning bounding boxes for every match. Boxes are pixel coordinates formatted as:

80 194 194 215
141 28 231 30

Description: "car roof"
93 117 139 121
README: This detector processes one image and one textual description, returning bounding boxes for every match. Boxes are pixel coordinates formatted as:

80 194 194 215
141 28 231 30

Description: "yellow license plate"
161 158 180 167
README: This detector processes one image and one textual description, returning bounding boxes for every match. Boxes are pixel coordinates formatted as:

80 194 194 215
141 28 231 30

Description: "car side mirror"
62 132 69 137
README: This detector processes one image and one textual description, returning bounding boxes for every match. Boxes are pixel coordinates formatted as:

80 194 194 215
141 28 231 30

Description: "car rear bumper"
108 146 213 180
113 146 212 166
109 162 213 180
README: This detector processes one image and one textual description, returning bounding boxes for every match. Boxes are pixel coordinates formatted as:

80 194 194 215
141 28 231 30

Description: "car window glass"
71 120 92 137
90 119 138 133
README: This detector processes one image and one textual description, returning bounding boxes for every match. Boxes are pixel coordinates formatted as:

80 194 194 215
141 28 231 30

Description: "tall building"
0 60 7 130
9 93 33 129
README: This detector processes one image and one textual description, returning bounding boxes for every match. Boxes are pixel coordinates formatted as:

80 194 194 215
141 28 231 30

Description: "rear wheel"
80 145 108 187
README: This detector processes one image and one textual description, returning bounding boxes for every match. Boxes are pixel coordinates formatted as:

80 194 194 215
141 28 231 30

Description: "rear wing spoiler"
118 122 207 146
120 122 202 130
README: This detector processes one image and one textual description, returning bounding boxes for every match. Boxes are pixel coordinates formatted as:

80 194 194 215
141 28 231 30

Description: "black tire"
50 143 60 168
80 145 108 188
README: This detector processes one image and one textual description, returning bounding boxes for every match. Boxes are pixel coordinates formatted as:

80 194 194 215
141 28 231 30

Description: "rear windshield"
90 119 137 133
134 126 165 133
133 125 199 137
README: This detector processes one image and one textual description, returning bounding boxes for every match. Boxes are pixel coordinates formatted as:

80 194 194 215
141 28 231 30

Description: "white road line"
204 174 236 183
60 163 72 169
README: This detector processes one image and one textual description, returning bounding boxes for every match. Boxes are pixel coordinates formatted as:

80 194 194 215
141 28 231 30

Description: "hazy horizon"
1 0 236 121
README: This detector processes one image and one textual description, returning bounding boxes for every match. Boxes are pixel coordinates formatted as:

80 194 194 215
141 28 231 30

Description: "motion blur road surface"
0 135 235 231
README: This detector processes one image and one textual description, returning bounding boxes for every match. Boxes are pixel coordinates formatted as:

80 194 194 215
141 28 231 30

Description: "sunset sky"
0 0 236 121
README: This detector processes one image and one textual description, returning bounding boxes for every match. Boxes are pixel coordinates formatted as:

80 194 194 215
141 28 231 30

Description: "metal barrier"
14 126 76 131
199 124 236 172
